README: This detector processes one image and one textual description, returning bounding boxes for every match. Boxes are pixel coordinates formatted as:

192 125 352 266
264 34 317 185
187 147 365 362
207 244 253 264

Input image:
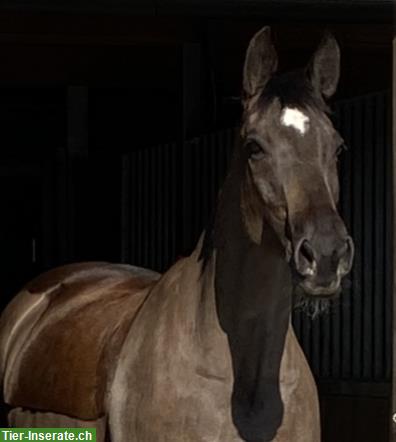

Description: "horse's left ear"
307 33 340 99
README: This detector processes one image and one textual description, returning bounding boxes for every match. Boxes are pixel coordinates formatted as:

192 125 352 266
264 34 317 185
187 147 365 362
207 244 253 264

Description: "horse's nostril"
346 236 354 257
333 236 351 259
300 240 315 264
295 239 317 276
294 235 354 279
338 236 354 273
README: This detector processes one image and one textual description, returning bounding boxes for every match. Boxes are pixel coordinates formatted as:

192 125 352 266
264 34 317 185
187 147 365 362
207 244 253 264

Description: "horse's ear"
308 32 340 99
243 27 278 99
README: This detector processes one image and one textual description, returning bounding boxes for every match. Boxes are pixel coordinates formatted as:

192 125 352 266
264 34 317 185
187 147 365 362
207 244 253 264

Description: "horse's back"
0 262 160 421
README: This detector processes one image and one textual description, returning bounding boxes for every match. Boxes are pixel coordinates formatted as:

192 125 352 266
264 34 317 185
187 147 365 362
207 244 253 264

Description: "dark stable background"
0 2 392 441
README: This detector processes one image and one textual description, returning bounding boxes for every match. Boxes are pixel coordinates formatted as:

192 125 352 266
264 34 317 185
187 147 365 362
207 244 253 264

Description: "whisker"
292 280 352 319
293 288 331 319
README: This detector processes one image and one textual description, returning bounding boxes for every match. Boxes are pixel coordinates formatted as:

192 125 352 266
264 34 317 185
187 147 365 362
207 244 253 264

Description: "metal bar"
171 142 177 260
373 93 385 380
121 154 130 263
163 144 170 270
391 37 396 441
340 100 353 379
351 99 364 379
384 91 392 383
149 146 156 269
362 96 374 379
194 138 201 241
157 145 164 271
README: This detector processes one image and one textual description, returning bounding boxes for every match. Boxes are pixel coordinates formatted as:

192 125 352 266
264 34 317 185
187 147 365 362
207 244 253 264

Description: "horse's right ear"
243 27 278 100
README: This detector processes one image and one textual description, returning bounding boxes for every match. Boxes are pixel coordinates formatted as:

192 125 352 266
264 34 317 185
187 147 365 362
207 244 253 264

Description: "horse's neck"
195 156 293 441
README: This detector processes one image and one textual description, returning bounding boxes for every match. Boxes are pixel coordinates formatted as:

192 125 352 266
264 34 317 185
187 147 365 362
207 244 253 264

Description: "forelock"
258 70 330 114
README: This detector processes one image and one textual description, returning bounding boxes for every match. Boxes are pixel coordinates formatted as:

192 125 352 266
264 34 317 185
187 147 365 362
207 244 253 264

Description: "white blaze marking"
280 107 310 135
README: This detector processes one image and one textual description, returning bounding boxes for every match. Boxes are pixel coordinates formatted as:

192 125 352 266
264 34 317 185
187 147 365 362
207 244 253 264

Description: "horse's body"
0 257 318 442
0 27 353 441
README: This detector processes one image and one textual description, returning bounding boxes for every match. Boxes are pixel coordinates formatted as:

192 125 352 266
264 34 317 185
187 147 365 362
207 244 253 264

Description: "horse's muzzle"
293 235 354 297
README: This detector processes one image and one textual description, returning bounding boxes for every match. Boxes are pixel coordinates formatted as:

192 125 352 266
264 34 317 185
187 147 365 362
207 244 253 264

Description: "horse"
0 27 354 442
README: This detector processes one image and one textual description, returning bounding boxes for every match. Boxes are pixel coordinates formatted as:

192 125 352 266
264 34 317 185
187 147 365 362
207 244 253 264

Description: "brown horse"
0 27 353 441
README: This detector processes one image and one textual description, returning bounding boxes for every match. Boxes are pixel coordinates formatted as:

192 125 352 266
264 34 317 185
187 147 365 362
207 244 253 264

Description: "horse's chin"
292 281 341 318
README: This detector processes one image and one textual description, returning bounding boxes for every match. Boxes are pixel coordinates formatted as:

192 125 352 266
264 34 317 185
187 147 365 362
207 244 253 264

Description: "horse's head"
241 27 354 298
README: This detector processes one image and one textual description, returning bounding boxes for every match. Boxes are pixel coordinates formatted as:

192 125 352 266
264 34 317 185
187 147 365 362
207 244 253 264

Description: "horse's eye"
246 140 266 160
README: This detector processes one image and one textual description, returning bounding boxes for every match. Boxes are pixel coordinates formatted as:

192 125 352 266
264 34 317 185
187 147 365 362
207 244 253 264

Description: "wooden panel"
122 142 179 271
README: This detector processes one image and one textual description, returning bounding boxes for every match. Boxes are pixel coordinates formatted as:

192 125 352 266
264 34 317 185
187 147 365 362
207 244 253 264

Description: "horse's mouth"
297 277 342 298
